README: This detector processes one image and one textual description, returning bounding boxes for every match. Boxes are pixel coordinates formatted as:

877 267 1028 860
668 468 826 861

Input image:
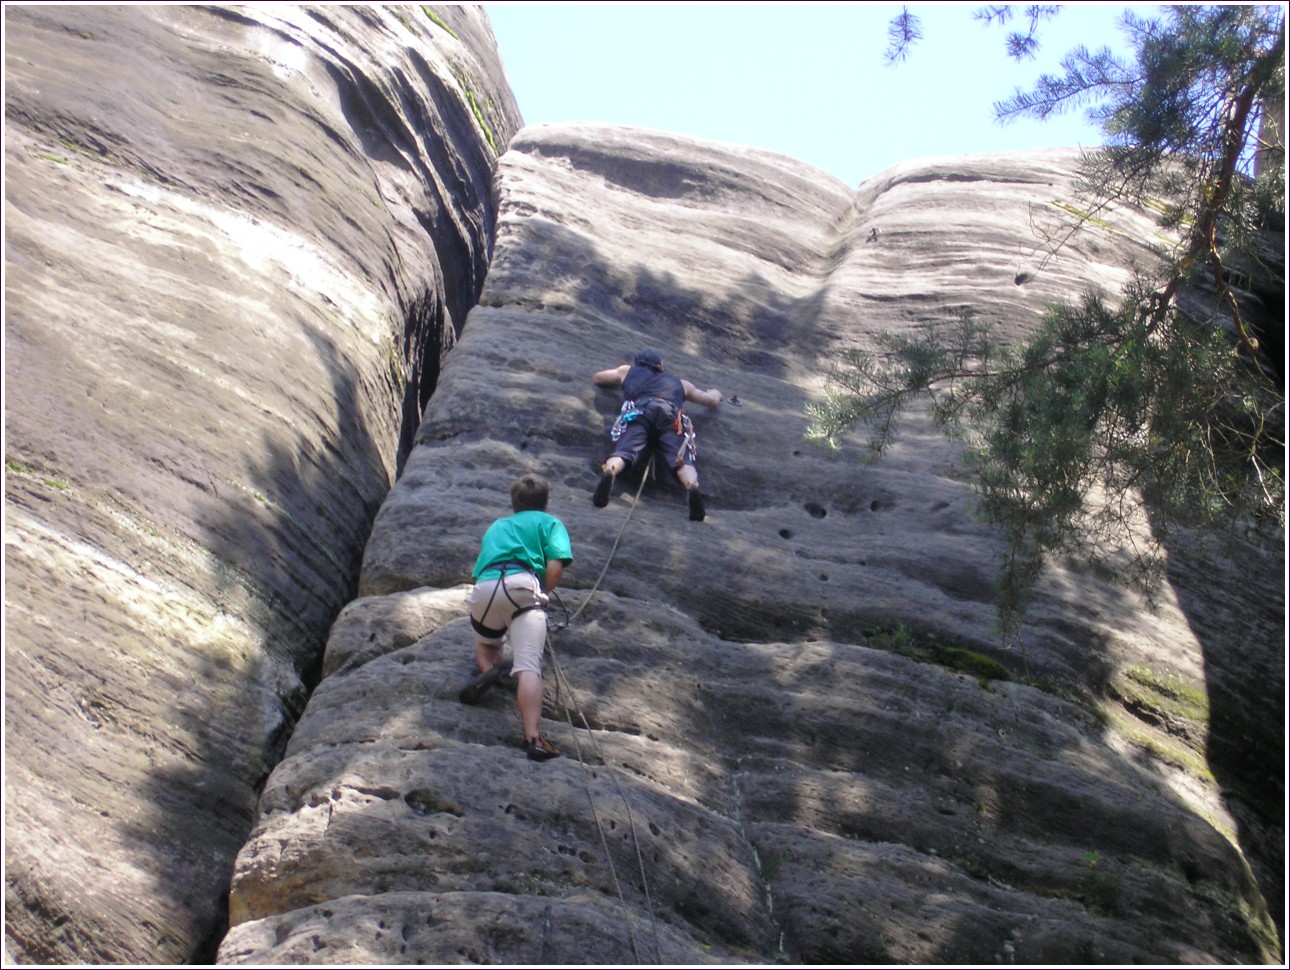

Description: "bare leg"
459 638 506 705
678 463 705 520
474 638 503 674
593 457 625 507
515 669 545 741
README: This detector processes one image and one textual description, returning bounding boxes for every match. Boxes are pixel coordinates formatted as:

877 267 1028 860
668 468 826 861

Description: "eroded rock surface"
4 5 518 963
220 125 1283 964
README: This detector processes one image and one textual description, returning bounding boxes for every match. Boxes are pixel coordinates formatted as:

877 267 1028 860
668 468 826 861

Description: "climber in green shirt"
460 474 573 761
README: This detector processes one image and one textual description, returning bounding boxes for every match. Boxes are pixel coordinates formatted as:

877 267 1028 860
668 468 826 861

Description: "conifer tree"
813 5 1285 639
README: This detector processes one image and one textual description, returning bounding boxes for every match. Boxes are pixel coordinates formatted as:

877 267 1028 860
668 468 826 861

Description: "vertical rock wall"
3 5 519 963
216 125 1282 964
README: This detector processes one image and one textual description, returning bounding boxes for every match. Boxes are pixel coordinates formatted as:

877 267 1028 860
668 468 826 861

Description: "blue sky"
483 3 1156 186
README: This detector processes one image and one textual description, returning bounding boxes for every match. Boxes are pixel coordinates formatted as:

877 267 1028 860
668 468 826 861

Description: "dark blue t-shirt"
622 365 684 409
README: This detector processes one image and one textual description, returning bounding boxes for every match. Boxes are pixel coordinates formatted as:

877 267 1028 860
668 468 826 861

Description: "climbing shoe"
526 734 560 761
687 487 705 522
592 469 614 508
458 664 501 705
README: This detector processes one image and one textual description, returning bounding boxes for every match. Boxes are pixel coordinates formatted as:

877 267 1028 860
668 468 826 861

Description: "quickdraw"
609 399 642 440
673 410 697 466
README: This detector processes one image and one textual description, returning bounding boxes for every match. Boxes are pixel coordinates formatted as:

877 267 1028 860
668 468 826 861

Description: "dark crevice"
889 171 1047 188
397 289 449 476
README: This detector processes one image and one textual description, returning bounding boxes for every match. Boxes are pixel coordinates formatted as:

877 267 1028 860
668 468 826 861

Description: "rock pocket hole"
804 501 827 519
779 528 794 540
405 790 462 816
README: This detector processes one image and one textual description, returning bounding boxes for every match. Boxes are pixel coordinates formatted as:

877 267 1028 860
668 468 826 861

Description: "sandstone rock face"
220 125 1283 964
4 5 519 963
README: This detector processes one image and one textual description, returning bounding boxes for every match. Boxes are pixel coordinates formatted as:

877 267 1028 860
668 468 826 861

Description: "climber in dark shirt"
591 348 724 521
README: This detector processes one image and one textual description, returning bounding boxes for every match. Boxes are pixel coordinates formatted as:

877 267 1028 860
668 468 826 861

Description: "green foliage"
951 853 994 882
811 287 1283 638
1121 664 1210 722
466 87 498 155
995 5 1285 354
864 625 1011 684
421 6 458 39
886 3 1061 65
1080 867 1123 916
883 7 923 65
450 60 499 157
6 456 70 491
820 6 1286 640
974 4 1061 61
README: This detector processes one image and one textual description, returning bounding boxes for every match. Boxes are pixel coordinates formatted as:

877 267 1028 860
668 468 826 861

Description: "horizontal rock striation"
220 125 1282 963
3 5 519 963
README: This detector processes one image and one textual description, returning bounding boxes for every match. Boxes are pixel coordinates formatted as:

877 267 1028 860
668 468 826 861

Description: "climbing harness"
469 561 544 640
611 398 698 468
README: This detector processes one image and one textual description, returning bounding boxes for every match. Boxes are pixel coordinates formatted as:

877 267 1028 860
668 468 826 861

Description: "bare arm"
593 364 630 387
543 559 565 592
682 379 724 409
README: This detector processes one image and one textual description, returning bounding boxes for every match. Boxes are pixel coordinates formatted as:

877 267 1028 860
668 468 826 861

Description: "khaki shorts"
467 574 547 676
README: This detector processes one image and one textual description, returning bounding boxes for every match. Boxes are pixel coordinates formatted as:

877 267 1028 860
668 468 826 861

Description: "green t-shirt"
472 510 573 587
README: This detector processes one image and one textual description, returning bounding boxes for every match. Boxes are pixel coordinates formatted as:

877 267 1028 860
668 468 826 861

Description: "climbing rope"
549 647 661 963
567 462 651 625
543 465 663 964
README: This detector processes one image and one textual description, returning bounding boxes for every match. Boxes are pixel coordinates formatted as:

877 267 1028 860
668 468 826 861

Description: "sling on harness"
610 398 697 466
470 561 544 639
